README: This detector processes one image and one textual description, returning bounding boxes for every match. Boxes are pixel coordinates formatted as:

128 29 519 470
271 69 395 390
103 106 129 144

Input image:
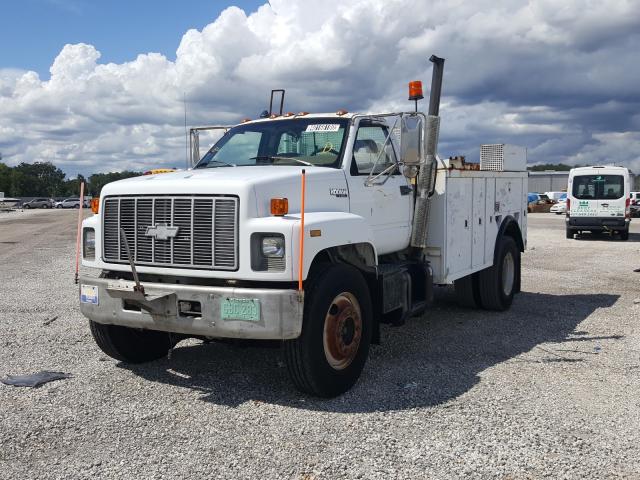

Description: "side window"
351 125 397 176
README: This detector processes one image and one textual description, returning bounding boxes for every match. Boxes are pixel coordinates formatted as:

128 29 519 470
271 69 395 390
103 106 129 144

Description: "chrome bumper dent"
79 276 303 339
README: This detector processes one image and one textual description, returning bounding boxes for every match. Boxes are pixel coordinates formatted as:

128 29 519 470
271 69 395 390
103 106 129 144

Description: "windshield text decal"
306 124 340 133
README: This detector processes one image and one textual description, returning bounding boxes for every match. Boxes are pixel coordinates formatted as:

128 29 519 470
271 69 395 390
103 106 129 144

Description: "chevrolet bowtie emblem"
145 224 179 240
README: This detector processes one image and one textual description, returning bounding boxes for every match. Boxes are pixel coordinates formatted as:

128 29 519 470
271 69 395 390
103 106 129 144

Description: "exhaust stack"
411 55 445 250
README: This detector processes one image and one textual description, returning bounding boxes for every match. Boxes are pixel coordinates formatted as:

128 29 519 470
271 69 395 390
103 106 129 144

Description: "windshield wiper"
198 159 236 168
250 155 313 167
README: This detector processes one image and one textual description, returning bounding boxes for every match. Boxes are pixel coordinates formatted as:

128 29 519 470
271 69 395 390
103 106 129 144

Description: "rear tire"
89 320 173 363
478 236 519 311
620 229 629 241
284 264 372 397
454 273 480 308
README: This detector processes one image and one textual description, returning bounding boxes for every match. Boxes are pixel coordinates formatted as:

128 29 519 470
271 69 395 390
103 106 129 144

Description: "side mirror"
400 115 423 166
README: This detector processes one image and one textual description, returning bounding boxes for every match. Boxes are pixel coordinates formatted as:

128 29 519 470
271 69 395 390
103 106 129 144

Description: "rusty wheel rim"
322 292 362 370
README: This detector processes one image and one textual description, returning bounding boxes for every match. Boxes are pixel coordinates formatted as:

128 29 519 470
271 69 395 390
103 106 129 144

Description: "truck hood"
100 166 350 217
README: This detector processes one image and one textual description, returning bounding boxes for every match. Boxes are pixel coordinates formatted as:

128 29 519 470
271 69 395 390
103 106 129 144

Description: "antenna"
184 92 188 169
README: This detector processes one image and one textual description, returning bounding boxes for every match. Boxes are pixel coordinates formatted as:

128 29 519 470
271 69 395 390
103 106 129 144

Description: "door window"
351 125 397 176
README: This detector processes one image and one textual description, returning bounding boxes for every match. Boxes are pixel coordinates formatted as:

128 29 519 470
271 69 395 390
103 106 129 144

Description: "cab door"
346 118 412 255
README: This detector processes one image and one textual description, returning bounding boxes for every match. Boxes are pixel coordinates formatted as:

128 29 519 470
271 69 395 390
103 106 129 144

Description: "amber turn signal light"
408 80 424 101
90 197 100 214
270 198 288 216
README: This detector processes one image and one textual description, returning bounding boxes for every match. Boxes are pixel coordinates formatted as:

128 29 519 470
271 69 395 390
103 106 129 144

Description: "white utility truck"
79 56 528 397
566 165 631 240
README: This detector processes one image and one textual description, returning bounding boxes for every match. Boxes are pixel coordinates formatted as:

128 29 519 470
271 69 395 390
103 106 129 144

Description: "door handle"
400 185 413 196
601 203 609 207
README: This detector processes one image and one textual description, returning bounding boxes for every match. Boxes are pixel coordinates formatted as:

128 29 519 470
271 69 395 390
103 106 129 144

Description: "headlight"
262 236 285 258
83 228 95 260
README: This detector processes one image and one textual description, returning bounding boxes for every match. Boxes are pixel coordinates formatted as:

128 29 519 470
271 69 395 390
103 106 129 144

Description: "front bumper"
79 276 303 339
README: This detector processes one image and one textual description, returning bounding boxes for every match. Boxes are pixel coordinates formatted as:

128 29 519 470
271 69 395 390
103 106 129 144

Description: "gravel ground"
1 210 640 479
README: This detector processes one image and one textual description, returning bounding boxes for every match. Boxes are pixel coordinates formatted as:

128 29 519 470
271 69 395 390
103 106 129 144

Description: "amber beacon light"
409 80 424 112
408 80 424 100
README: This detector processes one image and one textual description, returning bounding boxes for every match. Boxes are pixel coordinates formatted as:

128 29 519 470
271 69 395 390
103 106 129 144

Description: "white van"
545 191 566 201
566 166 630 240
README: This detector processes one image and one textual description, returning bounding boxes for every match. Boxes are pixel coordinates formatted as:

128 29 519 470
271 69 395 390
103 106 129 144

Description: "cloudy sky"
1 0 639 177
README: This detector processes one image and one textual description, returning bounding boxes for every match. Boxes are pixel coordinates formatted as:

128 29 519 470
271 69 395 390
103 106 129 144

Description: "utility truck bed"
425 167 528 284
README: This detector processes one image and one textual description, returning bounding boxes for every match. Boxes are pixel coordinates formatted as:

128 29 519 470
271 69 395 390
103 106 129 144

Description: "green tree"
88 171 141 196
60 174 87 198
528 163 576 172
12 162 66 196
0 162 11 196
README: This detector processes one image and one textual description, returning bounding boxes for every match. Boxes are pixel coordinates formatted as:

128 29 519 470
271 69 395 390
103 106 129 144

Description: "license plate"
221 298 260 322
80 284 99 305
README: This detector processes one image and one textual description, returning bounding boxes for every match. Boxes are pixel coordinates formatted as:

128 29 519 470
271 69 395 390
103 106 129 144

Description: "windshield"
195 118 349 169
572 174 624 200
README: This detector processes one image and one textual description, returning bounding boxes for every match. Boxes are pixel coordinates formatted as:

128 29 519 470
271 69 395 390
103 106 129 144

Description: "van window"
572 175 624 200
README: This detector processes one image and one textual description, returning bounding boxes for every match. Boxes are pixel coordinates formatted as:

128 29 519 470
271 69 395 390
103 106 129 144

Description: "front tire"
478 236 519 311
566 228 574 239
89 320 173 363
284 264 372 397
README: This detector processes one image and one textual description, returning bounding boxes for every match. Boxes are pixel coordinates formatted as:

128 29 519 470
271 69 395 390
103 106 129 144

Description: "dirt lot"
1 209 639 479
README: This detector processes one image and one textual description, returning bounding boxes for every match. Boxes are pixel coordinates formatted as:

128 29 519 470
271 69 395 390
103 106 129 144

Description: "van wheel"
89 320 173 363
566 228 574 239
454 273 480 308
620 229 629 241
478 236 519 311
284 264 372 397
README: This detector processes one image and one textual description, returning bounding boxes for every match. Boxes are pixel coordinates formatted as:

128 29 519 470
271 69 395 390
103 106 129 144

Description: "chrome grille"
102 196 238 270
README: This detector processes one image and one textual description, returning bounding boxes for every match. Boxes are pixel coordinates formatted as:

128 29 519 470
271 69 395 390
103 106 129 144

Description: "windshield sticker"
305 124 340 133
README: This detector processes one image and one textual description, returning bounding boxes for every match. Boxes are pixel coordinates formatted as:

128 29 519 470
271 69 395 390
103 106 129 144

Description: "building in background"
528 171 637 193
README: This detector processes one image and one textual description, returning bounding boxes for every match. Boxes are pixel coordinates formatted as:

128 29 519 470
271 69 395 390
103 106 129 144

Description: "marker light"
90 197 100 214
408 80 424 101
270 198 289 216
336 109 348 116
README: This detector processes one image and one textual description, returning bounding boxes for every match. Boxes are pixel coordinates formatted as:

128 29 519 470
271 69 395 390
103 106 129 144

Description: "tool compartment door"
471 177 486 268
445 177 473 274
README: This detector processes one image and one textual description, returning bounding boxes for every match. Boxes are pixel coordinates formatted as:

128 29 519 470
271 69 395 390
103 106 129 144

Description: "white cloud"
0 0 639 175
